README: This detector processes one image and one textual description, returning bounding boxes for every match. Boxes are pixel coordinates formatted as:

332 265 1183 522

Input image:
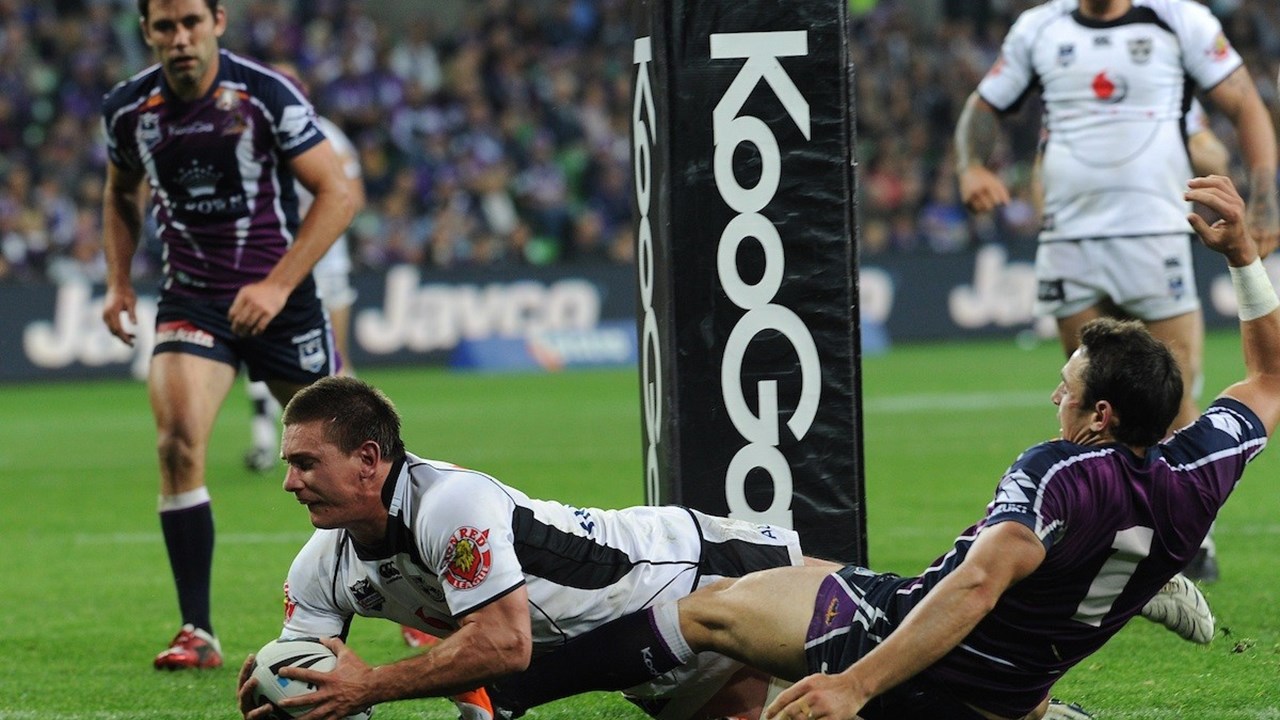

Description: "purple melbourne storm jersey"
102 50 325 300
886 398 1265 717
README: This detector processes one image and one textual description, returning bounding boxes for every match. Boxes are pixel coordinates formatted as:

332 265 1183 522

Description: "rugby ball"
250 637 374 720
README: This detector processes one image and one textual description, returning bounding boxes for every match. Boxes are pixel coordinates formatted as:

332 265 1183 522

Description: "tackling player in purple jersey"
479 176 1277 720
100 0 355 671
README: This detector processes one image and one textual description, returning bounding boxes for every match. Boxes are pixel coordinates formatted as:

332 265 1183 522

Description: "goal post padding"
632 0 867 564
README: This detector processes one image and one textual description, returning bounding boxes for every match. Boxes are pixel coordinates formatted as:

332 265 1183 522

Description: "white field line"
74 531 311 545
865 390 1047 414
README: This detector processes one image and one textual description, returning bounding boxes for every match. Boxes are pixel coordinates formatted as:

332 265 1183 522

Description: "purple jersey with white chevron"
892 398 1265 717
101 50 325 300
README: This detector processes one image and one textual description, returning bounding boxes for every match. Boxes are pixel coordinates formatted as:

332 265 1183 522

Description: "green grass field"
1 331 1277 719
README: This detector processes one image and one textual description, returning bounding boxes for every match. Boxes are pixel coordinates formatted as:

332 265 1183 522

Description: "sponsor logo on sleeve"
1209 32 1232 61
283 581 297 621
442 526 492 590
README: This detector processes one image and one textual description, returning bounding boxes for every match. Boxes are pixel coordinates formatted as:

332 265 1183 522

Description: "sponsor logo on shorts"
1038 279 1065 303
443 526 492 590
824 596 840 626
1165 256 1187 299
155 320 215 348
293 327 326 374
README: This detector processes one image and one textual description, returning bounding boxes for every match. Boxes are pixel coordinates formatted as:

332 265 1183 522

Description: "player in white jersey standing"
954 0 1278 582
244 111 365 472
235 376 819 720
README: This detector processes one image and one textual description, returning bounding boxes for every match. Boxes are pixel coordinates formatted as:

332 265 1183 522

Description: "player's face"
1052 348 1093 442
140 0 226 100
281 420 369 531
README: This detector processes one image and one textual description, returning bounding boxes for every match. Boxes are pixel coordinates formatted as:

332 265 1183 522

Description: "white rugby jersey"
978 0 1241 241
282 453 800 650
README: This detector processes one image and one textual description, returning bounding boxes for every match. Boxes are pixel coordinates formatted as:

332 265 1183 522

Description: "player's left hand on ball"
236 653 274 719
276 637 373 720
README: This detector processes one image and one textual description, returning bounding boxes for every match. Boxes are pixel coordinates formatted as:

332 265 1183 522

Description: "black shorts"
153 290 335 384
805 567 987 720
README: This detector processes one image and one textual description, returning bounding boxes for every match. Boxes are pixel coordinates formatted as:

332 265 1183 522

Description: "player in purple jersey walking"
475 175 1276 719
100 0 355 670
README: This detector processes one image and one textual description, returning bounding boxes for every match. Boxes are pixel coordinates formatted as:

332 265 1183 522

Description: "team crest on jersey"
137 112 162 149
1056 43 1075 68
350 578 386 612
1127 37 1153 64
443 526 492 590
215 87 240 111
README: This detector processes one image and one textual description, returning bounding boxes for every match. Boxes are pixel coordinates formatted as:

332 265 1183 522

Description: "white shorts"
1033 234 1200 321
313 235 356 310
623 510 804 719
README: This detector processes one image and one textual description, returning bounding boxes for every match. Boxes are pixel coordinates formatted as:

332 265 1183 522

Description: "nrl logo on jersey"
350 578 386 612
443 526 492 590
138 112 162 148
1056 43 1075 68
1127 37 1153 65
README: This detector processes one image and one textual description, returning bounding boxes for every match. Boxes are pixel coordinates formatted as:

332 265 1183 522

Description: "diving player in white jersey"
235 376 819 720
954 0 1278 582
244 112 364 473
235 377 1211 720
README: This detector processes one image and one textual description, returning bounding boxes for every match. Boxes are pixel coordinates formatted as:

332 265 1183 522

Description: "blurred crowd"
1 0 1278 284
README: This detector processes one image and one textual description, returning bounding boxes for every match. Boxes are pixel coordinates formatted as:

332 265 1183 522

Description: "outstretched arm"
1186 175 1280 436
955 93 1012 214
766 522 1046 720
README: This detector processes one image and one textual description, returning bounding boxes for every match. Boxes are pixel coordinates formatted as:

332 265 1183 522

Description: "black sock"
489 607 685 711
159 502 215 634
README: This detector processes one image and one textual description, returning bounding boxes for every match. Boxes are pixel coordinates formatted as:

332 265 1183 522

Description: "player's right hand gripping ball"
250 637 373 720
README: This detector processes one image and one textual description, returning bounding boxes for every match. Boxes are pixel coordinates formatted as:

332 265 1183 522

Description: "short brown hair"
1078 318 1182 447
282 377 406 461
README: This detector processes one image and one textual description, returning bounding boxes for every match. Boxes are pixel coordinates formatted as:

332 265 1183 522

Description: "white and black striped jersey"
281 452 802 650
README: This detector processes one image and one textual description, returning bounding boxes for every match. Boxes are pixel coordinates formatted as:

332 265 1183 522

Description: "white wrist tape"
1229 258 1280 321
